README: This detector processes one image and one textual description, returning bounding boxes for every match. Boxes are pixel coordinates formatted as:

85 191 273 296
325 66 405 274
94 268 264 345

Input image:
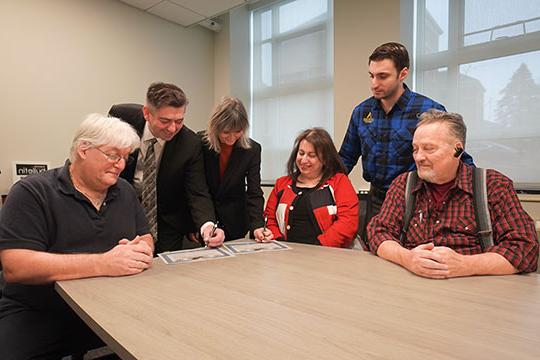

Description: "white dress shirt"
133 123 165 195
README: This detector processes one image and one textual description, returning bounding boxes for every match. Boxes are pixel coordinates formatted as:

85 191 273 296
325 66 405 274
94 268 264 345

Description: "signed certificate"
224 240 290 254
158 247 234 265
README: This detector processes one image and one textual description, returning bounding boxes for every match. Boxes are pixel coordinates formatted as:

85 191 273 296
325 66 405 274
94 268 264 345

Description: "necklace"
297 174 322 188
77 186 106 209
69 168 106 210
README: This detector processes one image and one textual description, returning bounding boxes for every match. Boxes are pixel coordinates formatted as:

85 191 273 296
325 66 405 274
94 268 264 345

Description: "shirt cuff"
200 221 214 236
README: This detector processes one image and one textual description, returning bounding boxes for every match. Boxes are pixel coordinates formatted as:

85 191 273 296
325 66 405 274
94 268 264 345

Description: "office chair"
351 190 369 250
108 103 144 124
67 346 118 359
0 271 4 298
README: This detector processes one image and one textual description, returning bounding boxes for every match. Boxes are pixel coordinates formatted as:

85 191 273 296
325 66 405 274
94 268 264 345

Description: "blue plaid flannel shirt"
339 85 474 190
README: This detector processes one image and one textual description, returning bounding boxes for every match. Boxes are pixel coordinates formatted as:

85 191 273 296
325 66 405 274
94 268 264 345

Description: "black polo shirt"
0 161 149 315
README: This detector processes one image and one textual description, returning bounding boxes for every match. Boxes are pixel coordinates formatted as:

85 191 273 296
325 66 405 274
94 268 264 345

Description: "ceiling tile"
148 1 205 27
169 0 246 17
119 0 161 11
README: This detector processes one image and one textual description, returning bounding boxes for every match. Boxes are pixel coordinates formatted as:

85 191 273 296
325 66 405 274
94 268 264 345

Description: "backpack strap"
473 167 494 251
400 171 418 243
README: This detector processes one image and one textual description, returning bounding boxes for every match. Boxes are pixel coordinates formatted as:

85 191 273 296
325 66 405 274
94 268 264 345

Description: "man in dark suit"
109 82 225 253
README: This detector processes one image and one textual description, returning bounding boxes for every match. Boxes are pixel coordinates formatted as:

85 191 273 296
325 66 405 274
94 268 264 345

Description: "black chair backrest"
0 271 4 298
108 103 144 127
353 190 369 250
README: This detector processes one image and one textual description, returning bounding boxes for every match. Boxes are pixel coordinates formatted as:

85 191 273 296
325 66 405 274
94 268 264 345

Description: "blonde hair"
69 113 140 162
204 96 251 153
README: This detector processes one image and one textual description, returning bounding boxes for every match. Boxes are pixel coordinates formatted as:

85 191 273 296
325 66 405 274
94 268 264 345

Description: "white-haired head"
69 113 140 162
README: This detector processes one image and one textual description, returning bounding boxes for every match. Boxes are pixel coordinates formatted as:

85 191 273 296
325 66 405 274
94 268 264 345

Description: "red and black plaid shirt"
367 164 539 273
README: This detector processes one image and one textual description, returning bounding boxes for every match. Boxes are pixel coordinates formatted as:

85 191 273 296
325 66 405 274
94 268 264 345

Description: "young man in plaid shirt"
367 110 538 278
339 42 474 242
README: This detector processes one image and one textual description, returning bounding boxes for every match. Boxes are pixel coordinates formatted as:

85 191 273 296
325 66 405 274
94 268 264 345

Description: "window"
405 0 540 188
250 0 333 183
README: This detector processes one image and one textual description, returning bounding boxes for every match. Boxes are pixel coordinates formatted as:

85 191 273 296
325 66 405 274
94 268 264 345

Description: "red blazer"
264 173 359 247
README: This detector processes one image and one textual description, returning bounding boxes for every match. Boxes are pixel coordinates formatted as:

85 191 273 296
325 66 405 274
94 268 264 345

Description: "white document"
224 240 290 255
158 247 234 265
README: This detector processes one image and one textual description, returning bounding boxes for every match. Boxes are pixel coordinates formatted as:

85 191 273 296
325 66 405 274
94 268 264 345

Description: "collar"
394 83 412 111
454 163 474 195
141 123 166 147
57 160 78 197
374 83 411 113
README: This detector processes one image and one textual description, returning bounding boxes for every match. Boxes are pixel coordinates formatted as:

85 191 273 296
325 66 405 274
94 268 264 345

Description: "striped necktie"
141 138 158 241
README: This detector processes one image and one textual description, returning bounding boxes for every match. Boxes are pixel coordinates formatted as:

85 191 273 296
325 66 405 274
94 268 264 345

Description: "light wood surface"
56 243 540 360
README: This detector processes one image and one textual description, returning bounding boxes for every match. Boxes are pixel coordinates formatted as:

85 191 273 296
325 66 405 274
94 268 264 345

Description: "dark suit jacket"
199 132 265 240
109 104 216 250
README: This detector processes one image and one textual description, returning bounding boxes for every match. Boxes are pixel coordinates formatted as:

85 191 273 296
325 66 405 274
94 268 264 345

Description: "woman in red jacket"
255 128 359 247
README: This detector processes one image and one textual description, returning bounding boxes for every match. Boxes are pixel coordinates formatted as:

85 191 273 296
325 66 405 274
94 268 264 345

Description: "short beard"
375 82 401 101
417 168 435 183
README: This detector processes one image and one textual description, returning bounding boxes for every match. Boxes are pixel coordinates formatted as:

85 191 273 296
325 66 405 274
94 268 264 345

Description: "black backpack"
400 168 494 251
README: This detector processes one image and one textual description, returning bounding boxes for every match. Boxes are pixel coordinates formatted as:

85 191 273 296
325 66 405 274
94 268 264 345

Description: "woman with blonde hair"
200 97 265 240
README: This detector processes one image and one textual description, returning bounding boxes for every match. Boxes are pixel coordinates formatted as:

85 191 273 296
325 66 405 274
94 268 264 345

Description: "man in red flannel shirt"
367 109 538 279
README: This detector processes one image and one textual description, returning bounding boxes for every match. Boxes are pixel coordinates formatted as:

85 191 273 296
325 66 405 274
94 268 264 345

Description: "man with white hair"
367 109 538 278
0 114 153 358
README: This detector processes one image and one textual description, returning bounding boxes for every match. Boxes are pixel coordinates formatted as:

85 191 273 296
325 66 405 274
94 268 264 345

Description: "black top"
0 161 148 316
286 184 321 245
199 132 265 240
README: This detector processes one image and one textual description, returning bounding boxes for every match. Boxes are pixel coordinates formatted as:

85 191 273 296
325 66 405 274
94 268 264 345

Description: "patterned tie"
141 138 158 242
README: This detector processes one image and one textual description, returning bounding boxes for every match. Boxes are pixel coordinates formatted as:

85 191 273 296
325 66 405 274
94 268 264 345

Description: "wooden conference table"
56 243 540 359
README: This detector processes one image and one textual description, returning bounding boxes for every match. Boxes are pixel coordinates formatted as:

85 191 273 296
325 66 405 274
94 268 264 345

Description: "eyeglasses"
94 148 129 164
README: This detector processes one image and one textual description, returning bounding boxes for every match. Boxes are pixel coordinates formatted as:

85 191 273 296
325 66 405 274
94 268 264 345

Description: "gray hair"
69 113 140 162
417 109 467 146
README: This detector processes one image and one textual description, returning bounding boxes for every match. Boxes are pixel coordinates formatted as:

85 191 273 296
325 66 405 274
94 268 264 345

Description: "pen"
210 221 219 237
260 216 269 242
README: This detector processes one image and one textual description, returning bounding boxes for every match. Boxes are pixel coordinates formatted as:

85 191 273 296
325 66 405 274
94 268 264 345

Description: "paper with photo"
224 240 290 255
158 247 234 265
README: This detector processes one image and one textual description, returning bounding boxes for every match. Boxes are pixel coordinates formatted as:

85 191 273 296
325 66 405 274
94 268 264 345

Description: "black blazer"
109 104 216 249
199 133 265 240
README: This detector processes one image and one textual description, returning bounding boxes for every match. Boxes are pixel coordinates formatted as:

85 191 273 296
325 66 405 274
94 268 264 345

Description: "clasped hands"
103 235 153 276
405 242 472 279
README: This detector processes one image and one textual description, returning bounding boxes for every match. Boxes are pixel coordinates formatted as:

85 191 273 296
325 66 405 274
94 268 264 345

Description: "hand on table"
254 228 274 243
202 225 225 247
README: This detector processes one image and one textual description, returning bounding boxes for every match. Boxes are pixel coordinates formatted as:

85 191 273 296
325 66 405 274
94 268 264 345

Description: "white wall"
213 13 231 106
213 7 250 107
0 0 215 195
334 0 401 190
